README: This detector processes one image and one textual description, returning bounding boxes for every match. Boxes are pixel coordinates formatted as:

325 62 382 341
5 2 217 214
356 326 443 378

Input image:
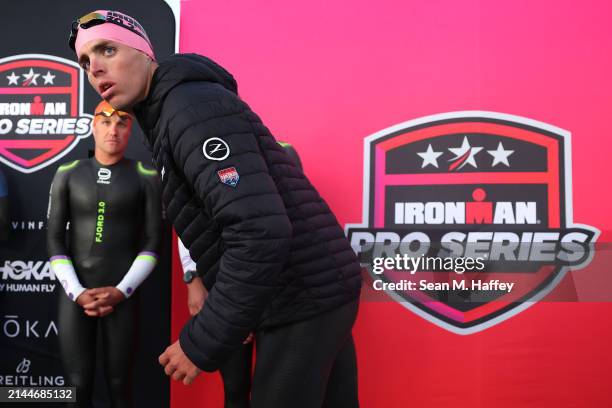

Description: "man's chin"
104 96 120 110
105 95 136 112
101 151 126 159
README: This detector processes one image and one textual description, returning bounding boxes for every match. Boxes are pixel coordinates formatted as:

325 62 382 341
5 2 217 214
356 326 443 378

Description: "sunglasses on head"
68 11 150 51
95 107 131 120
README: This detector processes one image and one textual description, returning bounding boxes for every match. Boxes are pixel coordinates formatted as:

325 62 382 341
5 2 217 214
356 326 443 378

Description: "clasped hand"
76 287 126 317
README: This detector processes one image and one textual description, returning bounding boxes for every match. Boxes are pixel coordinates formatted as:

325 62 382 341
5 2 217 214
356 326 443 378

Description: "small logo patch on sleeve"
217 167 240 187
203 137 230 161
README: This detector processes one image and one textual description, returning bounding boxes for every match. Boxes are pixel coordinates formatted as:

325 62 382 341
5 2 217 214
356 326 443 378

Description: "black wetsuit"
46 157 161 408
0 167 8 241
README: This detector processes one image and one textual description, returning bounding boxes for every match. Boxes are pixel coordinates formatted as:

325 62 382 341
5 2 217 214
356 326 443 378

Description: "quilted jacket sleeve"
167 83 292 372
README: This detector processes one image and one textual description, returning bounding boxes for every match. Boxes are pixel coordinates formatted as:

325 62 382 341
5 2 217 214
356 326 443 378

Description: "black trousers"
58 294 137 408
251 299 360 408
219 342 253 408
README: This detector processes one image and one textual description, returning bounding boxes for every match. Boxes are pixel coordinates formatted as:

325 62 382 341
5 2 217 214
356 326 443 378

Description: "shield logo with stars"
346 111 599 334
0 54 92 174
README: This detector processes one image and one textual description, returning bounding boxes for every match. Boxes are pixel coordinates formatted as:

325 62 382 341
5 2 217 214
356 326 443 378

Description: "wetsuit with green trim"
0 167 8 241
46 157 161 408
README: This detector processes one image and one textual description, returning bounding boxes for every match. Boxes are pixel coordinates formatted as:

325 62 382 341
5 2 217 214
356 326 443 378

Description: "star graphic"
21 68 40 86
6 72 19 85
487 142 514 167
42 71 56 85
417 144 443 168
447 137 483 170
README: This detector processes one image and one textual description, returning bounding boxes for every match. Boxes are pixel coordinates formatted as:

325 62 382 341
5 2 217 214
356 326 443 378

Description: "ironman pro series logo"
0 54 92 173
346 111 599 334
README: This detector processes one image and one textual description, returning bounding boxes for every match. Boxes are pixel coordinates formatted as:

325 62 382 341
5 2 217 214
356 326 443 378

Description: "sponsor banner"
0 1 179 407
0 259 56 293
1 314 58 340
0 54 92 174
347 111 600 333
0 357 65 387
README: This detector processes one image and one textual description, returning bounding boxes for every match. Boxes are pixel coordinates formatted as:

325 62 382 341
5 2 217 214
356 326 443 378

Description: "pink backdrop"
171 1 612 406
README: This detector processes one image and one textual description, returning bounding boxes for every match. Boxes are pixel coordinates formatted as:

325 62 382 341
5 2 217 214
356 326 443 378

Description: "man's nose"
108 123 119 136
89 56 105 77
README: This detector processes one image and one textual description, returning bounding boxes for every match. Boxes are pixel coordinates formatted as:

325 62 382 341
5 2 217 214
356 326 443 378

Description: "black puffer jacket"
133 54 362 372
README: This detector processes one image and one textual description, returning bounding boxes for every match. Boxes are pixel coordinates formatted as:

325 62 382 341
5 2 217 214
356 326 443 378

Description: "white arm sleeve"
115 251 158 298
50 255 86 302
178 238 197 273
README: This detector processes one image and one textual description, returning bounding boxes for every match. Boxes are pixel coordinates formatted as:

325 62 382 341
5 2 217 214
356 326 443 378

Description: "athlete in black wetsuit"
0 166 9 241
46 101 161 408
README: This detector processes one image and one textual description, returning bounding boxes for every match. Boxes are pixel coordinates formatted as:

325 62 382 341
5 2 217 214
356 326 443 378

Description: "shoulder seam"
57 160 80 172
137 161 157 176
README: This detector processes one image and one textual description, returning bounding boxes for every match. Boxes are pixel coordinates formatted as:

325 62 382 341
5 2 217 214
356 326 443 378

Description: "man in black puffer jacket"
69 10 362 407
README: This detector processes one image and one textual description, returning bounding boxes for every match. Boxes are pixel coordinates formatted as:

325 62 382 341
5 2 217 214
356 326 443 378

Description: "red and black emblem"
347 111 598 334
0 54 92 173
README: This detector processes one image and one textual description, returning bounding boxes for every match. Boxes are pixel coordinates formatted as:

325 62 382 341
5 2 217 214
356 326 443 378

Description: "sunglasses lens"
95 110 112 118
96 109 131 119
69 13 106 51
78 12 106 26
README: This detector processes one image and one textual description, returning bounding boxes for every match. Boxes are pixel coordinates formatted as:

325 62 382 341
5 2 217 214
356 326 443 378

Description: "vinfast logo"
11 220 46 231
346 111 599 334
0 54 93 173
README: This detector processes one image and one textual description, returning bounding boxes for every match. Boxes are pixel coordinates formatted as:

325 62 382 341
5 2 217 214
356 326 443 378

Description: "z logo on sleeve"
203 137 230 161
